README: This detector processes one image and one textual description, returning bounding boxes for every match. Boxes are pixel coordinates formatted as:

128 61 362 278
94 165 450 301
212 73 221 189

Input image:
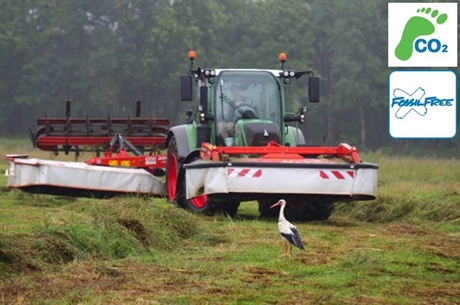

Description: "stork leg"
289 243 293 256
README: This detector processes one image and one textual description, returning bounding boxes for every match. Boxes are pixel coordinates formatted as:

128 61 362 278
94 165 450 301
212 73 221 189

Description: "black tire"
309 202 336 221
182 184 240 217
181 155 221 216
165 136 185 207
218 201 241 217
183 193 218 215
284 202 336 222
258 200 279 218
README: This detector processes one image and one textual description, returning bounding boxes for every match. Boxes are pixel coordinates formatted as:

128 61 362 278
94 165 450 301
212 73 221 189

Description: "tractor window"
214 71 281 144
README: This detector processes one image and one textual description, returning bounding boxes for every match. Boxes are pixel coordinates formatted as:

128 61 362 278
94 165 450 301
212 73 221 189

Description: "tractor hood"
234 119 281 146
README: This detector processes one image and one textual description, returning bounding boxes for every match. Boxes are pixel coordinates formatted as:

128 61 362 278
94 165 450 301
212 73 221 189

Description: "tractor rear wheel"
165 136 185 207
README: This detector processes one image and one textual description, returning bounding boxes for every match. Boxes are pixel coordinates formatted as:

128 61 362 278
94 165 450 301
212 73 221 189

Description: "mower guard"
183 142 378 201
6 157 165 198
184 159 377 200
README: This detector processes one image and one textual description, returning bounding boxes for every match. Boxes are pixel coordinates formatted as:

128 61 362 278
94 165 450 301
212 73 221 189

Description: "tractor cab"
213 71 282 146
180 51 320 148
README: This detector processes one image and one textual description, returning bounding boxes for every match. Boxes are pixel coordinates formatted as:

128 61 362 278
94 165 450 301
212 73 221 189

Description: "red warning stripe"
227 168 262 178
320 170 354 180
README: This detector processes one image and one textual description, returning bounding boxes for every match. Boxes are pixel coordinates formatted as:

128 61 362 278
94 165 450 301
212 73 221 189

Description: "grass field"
0 140 459 304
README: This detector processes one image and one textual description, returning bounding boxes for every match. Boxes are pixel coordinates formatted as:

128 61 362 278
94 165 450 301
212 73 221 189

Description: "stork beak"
269 201 281 209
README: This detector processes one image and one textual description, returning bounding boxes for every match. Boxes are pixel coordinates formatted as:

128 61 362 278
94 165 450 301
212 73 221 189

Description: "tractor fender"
285 126 306 146
166 124 197 160
177 149 201 188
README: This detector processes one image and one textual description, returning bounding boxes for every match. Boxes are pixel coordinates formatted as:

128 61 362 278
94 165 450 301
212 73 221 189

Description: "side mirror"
185 109 194 124
180 75 193 101
200 86 207 111
308 76 320 103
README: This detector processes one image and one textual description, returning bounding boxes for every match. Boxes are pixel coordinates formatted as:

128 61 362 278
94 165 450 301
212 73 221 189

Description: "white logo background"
388 71 457 138
388 3 457 67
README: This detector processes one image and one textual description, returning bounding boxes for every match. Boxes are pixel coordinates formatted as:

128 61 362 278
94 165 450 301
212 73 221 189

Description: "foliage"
1 0 458 155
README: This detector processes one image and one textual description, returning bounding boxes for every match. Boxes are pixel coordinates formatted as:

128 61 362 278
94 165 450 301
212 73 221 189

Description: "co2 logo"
414 38 448 54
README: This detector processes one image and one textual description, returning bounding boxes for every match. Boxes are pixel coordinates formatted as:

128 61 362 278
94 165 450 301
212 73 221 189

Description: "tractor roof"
208 69 283 77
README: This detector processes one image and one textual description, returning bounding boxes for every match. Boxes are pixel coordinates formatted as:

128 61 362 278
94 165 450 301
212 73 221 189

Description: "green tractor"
165 51 378 220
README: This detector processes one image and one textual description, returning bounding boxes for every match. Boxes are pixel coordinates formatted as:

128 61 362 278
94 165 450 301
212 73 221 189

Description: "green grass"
0 143 459 304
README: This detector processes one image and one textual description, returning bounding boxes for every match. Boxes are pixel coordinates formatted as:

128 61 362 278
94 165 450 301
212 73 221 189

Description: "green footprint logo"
395 7 448 61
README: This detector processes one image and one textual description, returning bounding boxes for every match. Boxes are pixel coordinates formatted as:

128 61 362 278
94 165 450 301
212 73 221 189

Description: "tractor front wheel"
183 187 240 217
258 200 279 218
218 201 241 217
285 202 336 221
259 200 335 221
184 194 216 215
181 154 218 215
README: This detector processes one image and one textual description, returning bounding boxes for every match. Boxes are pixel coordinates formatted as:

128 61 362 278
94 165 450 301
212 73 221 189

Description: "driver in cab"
230 84 252 107
219 84 253 140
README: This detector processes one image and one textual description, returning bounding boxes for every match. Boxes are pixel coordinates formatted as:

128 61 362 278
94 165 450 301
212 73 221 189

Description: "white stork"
270 199 305 256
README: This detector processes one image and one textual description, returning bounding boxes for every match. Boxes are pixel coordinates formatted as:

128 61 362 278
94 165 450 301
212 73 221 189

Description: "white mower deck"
6 157 165 198
184 158 378 200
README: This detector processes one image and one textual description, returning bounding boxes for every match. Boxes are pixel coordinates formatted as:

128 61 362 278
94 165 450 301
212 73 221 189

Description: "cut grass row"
1 197 458 304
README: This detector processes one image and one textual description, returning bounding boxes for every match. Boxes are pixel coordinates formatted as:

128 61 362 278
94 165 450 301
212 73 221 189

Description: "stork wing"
281 227 305 250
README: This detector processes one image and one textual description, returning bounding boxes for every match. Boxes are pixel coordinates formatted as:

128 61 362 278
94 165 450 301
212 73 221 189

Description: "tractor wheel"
308 202 336 221
285 202 336 222
165 136 185 207
218 201 241 217
182 179 240 217
181 154 219 215
258 200 279 218
184 194 218 215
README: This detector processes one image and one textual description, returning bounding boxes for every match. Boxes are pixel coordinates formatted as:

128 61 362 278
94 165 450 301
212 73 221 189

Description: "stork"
270 199 305 256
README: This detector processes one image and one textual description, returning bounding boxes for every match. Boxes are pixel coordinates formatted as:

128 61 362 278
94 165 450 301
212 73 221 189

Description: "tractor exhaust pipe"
136 98 141 117
66 98 71 118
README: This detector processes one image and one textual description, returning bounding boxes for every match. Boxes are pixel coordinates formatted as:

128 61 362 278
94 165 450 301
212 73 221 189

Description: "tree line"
0 0 458 157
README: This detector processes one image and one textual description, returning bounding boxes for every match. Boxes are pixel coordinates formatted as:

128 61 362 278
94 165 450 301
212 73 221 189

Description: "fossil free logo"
388 71 457 139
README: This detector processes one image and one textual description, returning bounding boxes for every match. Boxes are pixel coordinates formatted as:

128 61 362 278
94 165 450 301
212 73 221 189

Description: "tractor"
163 51 378 220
